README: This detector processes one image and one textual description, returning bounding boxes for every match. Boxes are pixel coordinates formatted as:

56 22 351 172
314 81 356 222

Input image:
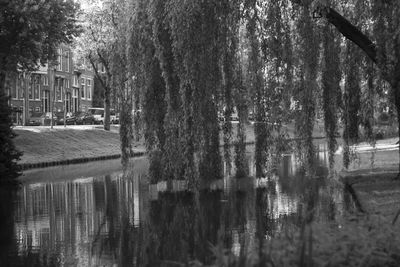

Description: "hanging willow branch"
322 23 340 170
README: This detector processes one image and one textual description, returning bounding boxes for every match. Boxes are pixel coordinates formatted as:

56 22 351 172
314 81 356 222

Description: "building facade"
8 45 94 125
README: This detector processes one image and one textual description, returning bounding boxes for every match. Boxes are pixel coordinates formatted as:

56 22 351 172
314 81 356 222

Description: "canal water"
0 144 352 266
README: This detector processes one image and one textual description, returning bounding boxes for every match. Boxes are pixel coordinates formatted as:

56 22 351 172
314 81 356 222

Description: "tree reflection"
4 141 348 266
146 191 197 266
0 186 17 266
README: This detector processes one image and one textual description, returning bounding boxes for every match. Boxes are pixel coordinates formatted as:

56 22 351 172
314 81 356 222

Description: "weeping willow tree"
133 0 244 184
115 0 400 182
220 2 240 176
149 0 185 182
321 23 341 170
292 0 400 170
293 4 320 173
342 41 362 168
131 0 167 183
259 0 293 174
167 0 236 182
245 0 269 178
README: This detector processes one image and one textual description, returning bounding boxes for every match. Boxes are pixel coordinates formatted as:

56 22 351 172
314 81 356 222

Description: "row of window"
10 74 92 101
12 95 81 115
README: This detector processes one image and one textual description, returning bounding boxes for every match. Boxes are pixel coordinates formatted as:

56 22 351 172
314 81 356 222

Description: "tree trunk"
104 85 111 131
393 79 400 174
0 72 5 95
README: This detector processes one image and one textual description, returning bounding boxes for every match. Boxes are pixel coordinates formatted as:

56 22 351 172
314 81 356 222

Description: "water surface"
0 144 350 266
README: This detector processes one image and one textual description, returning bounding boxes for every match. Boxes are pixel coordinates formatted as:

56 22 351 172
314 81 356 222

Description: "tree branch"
96 48 112 80
88 52 108 91
325 8 377 63
290 0 377 64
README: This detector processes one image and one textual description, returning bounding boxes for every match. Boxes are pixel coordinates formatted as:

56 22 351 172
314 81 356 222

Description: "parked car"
113 112 120 124
87 107 104 124
76 112 95 125
65 113 78 125
55 112 66 125
110 110 118 124
27 112 43 126
40 112 58 126
55 112 80 125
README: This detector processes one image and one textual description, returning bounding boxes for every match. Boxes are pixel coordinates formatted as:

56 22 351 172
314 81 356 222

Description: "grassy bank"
13 121 327 168
14 126 145 167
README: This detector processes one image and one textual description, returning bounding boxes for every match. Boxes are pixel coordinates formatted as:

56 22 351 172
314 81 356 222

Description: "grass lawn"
14 125 145 165
13 121 328 166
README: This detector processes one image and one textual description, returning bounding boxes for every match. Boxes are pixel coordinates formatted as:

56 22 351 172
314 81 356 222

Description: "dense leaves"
0 0 80 71
0 80 21 182
95 0 400 180
0 0 80 181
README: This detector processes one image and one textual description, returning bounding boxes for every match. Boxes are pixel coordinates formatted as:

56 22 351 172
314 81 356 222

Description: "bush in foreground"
206 214 400 267
0 89 22 182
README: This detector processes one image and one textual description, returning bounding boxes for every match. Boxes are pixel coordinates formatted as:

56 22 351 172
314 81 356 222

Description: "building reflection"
10 144 344 266
14 172 145 266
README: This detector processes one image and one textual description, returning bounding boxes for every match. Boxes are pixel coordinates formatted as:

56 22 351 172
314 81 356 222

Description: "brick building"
7 45 94 125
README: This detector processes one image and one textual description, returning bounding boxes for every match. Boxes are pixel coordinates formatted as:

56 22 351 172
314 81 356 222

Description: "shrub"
0 88 22 183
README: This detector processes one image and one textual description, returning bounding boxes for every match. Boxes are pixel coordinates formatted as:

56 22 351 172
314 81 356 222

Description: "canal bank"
14 125 146 170
337 139 400 220
14 122 328 170
11 138 400 266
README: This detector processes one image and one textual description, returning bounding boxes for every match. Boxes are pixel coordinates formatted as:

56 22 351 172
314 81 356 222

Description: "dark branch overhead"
325 8 377 63
290 0 377 63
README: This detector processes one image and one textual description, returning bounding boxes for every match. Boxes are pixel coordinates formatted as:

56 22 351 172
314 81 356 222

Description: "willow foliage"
322 23 341 169
119 0 400 181
245 0 268 178
294 5 320 173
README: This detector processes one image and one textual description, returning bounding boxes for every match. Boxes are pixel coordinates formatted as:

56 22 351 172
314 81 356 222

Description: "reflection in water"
0 144 346 266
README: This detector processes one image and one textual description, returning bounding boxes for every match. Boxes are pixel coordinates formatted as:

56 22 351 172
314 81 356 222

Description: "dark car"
27 112 43 126
111 112 119 124
75 112 95 125
63 112 82 125
55 112 67 125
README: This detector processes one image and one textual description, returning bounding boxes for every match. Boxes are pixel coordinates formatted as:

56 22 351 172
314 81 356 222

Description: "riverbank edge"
338 168 400 216
19 150 146 170
18 137 329 171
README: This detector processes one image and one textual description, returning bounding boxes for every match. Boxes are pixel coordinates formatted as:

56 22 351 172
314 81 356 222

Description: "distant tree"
73 0 121 131
0 0 80 181
92 77 105 108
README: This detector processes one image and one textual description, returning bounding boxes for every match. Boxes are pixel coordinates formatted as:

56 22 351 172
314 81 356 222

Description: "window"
43 90 50 112
66 51 70 72
59 78 63 101
65 79 70 89
35 107 40 112
28 77 33 100
42 75 48 86
33 75 40 100
72 88 78 112
56 78 62 101
81 78 85 99
57 48 62 71
11 76 17 99
18 75 24 99
87 79 91 100
73 75 78 87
